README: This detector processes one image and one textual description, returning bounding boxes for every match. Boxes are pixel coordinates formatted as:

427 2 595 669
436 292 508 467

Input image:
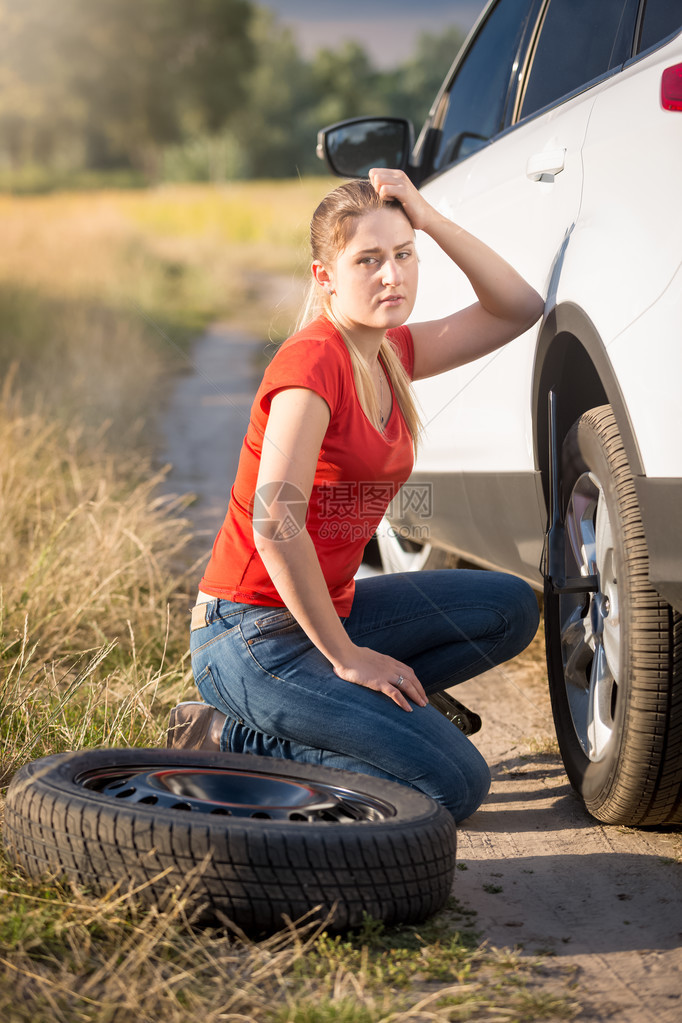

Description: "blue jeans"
189 569 539 822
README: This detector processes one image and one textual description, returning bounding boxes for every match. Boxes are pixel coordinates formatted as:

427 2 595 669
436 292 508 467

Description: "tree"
230 9 314 178
381 27 467 130
0 0 88 170
310 42 383 127
0 3 467 183
0 0 256 176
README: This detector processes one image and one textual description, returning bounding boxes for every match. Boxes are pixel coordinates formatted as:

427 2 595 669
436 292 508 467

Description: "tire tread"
547 405 682 826
3 749 457 932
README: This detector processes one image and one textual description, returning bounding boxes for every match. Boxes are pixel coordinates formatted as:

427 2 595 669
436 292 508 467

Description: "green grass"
0 880 580 1023
0 165 148 195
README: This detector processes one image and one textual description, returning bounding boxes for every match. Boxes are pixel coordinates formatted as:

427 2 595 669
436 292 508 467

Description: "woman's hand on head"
333 644 428 712
368 168 436 232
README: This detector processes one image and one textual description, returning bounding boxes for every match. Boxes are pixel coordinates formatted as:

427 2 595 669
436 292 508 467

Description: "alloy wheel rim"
560 471 621 761
375 516 434 572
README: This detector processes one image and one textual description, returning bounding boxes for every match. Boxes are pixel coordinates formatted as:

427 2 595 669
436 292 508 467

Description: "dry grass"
0 179 330 333
0 375 196 785
0 179 332 439
0 873 579 1023
0 380 190 661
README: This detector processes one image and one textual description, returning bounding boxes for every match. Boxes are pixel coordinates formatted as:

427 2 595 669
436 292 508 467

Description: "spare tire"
3 748 457 933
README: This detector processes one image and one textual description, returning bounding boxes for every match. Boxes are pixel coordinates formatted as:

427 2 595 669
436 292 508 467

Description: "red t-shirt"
199 315 415 615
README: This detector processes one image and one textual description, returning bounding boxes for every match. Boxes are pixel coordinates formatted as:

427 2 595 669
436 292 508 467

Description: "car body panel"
410 88 596 476
553 37 682 477
317 2 682 610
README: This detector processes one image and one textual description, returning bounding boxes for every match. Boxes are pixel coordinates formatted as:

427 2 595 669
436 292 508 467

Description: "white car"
317 0 682 827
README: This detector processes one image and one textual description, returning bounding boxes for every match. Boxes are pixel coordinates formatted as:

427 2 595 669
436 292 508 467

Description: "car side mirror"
316 117 414 178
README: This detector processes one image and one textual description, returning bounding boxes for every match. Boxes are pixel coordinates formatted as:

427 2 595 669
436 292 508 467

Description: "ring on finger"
396 675 405 688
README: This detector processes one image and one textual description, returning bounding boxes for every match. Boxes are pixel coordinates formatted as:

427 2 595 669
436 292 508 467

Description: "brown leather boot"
166 702 227 750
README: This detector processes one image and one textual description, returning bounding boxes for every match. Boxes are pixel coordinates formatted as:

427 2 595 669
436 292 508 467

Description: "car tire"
544 405 682 826
3 748 457 933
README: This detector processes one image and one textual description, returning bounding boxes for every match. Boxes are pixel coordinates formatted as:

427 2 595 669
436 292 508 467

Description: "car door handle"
526 148 566 181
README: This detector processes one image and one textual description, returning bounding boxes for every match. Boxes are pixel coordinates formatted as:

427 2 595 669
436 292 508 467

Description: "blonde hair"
297 179 421 448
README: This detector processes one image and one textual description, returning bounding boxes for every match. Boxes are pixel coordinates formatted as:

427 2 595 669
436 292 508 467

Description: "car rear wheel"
545 405 682 825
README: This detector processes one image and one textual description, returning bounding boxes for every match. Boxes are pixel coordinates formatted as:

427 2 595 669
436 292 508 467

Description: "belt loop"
190 602 210 632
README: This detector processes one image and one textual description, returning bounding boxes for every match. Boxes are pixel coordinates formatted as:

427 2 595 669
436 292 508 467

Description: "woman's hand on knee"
332 646 427 712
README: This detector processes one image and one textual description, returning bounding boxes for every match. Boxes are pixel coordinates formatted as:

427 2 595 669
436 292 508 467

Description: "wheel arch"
532 302 644 506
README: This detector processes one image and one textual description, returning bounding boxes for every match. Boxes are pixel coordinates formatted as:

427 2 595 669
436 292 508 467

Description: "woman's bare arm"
254 386 427 711
368 167 545 380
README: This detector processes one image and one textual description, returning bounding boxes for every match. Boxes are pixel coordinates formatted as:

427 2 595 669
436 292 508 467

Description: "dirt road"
454 648 682 1022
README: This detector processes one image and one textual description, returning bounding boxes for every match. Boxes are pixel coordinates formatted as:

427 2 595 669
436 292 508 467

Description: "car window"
429 0 535 174
638 0 682 52
520 0 640 120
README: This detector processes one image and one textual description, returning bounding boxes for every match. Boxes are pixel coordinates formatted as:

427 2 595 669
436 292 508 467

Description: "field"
0 181 590 1022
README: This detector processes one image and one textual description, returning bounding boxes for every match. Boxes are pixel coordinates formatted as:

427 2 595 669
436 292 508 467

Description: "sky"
258 1 487 67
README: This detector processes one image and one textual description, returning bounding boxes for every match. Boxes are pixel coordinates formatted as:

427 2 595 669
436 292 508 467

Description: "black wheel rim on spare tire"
3 748 457 933
78 763 396 821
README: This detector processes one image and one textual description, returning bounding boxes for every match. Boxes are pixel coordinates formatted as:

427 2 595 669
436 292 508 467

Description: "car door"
407 0 641 582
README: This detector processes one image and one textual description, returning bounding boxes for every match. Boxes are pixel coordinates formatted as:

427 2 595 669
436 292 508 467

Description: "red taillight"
661 64 682 110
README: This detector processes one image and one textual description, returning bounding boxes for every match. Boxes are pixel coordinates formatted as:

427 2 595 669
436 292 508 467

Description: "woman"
170 168 543 822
